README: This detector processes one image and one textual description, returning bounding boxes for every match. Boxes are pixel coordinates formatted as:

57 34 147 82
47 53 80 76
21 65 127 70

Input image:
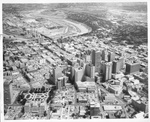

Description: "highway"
26 9 91 39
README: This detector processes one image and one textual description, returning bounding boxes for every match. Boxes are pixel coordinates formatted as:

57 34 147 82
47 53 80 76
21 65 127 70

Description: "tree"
44 111 47 116
41 86 45 93
21 99 27 105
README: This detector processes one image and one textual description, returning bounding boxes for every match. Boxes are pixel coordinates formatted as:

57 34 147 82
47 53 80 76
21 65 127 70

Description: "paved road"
97 84 129 118
27 9 91 39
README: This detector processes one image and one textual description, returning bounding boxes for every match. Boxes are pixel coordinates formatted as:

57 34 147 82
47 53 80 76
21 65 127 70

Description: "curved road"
25 9 92 38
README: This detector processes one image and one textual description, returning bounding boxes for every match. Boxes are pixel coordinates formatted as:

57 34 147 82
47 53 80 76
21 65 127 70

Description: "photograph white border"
0 0 149 122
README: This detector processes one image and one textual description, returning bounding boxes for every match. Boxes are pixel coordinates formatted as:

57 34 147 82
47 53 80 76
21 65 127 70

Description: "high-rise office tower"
84 55 91 63
102 49 108 61
112 57 124 73
53 66 63 84
112 60 120 73
85 63 95 78
71 66 75 82
4 81 12 105
91 49 101 72
70 64 80 83
102 62 112 81
57 77 64 90
108 52 115 62
4 80 17 108
119 57 124 69
101 61 106 74
125 61 140 74
108 62 113 80
74 63 86 82
105 63 109 81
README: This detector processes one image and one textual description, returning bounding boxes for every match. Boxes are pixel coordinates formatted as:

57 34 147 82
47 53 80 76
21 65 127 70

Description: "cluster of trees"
29 86 47 94
17 93 27 105
46 87 56 103
57 36 75 43
67 12 113 32
112 24 147 45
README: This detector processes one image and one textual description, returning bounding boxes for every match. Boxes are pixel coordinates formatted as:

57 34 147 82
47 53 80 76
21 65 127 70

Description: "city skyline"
1 1 149 121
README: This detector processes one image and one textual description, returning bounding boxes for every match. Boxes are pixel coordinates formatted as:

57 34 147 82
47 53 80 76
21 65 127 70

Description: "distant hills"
3 2 147 14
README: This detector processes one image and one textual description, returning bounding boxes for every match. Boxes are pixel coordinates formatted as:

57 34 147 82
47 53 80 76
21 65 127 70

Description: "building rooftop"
103 105 122 111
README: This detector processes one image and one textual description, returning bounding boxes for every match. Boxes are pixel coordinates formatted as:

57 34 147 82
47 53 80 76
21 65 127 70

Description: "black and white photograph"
1 0 149 121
